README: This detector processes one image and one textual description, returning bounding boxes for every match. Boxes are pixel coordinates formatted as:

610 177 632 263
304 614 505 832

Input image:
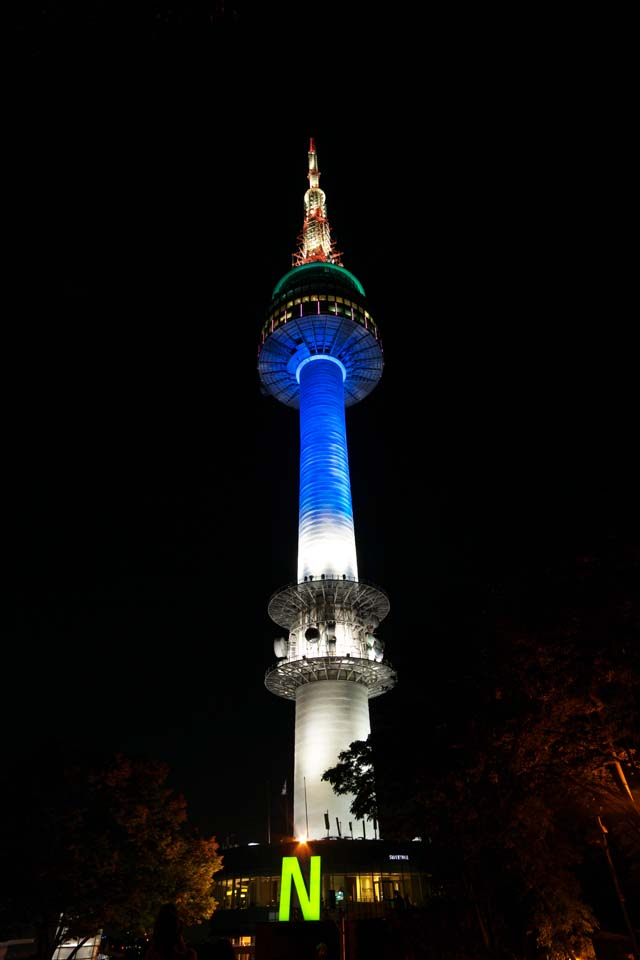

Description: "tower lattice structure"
258 139 397 842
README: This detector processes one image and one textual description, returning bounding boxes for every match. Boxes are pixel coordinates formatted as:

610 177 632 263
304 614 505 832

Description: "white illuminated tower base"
259 140 397 841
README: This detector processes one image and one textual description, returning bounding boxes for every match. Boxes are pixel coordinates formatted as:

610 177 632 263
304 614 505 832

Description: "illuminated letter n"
278 855 321 921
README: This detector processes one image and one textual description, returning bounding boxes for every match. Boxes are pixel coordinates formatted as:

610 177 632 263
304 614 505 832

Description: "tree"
0 747 223 960
321 537 640 958
321 737 377 823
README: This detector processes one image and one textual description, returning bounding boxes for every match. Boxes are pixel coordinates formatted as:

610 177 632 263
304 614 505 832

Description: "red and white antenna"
292 138 343 267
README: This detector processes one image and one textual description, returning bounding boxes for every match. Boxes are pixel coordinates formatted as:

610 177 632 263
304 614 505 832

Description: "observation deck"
267 577 390 630
257 262 383 409
265 654 397 701
264 577 397 700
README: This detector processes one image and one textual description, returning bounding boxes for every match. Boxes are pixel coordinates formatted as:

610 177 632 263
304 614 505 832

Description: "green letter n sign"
278 855 321 921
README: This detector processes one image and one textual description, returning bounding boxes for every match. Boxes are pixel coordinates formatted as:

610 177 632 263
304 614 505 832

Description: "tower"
259 139 397 842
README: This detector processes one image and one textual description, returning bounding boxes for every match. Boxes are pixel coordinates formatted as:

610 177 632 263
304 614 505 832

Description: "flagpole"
267 781 271 845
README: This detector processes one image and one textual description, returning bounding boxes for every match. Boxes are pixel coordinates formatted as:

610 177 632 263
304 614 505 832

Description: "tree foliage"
321 738 377 823
322 538 640 958
0 748 223 960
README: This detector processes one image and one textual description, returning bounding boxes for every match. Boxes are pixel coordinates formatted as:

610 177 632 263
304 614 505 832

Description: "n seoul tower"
259 139 397 842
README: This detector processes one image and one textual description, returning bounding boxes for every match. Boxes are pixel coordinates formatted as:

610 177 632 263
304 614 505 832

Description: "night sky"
5 9 636 845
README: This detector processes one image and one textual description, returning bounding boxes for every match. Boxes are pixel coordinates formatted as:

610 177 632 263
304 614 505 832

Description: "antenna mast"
292 138 343 267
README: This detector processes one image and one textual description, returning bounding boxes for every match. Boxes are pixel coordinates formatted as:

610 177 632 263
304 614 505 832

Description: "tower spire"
293 138 343 267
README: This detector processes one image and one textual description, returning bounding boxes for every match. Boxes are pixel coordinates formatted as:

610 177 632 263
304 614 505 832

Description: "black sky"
5 9 636 844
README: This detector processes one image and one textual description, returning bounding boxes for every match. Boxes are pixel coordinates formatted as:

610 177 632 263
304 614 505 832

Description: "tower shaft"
298 357 358 583
294 681 370 840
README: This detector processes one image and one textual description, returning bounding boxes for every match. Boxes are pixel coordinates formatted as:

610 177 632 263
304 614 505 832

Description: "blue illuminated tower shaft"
298 356 358 583
259 141 397 841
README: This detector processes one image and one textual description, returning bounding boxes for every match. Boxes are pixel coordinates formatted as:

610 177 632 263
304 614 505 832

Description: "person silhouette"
145 904 197 960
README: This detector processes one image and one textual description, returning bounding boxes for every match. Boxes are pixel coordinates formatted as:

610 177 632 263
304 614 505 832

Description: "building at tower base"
208 838 432 959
